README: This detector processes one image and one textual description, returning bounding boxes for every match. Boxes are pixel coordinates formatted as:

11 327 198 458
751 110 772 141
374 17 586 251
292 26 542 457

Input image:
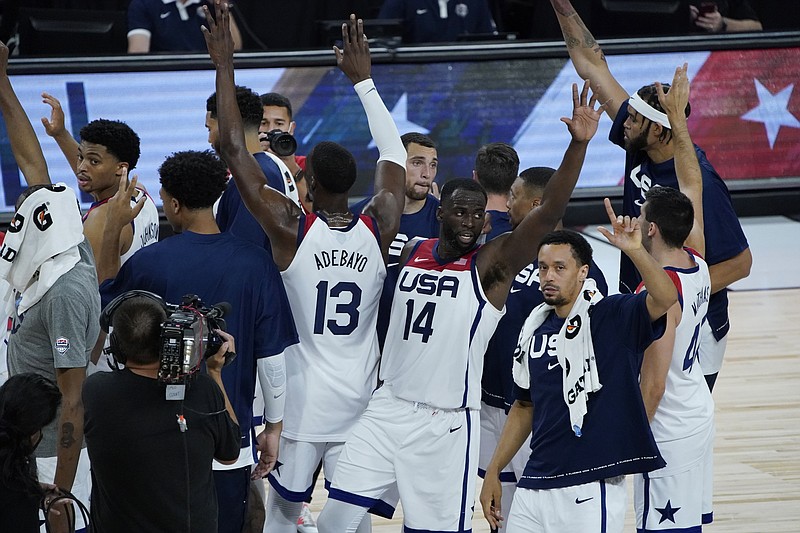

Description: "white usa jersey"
381 239 505 410
120 188 159 264
260 150 301 207
281 213 386 441
82 187 159 265
641 248 714 443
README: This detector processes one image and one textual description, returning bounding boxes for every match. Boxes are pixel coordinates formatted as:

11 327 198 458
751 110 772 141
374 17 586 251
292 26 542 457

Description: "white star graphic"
741 80 800 149
368 93 429 148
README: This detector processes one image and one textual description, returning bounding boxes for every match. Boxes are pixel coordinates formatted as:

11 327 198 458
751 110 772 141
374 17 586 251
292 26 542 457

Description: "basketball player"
40 94 159 263
40 95 159 372
204 7 406 533
474 142 519 243
206 84 301 253
480 222 676 532
351 132 440 349
478 165 608 524
318 80 603 532
548 0 751 391
634 66 715 532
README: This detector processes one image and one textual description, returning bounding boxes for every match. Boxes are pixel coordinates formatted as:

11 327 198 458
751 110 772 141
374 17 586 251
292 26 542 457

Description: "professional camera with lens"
158 295 234 384
262 129 297 157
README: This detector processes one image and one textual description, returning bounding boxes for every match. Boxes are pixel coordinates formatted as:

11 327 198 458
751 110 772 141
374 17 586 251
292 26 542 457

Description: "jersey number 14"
403 300 436 343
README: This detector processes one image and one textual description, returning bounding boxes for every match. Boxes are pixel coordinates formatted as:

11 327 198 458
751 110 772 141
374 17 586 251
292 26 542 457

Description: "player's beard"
542 293 570 308
406 183 429 201
441 224 478 254
541 283 571 308
624 128 650 153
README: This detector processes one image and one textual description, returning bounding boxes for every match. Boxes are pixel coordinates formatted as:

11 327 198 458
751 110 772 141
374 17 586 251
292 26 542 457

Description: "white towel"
0 184 84 316
513 278 604 437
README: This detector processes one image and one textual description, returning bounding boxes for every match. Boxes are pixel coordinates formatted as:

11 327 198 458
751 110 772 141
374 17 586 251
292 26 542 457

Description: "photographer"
83 293 240 531
96 151 298 533
259 92 312 213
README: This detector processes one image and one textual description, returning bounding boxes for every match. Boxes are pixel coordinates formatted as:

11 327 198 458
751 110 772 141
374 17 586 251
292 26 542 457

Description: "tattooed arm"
53 367 85 492
45 366 87 533
549 0 628 119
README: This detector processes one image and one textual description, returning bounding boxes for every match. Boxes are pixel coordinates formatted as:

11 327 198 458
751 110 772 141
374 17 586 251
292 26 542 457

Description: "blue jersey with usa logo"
610 102 749 341
514 292 665 489
216 152 296 255
482 259 608 412
480 212 609 411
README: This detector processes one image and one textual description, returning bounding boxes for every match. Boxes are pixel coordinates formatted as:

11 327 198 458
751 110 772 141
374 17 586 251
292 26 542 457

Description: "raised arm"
598 198 677 320
549 0 628 119
96 173 146 284
479 82 600 309
204 1 302 270
41 92 80 175
656 64 704 255
336 16 405 260
0 42 52 186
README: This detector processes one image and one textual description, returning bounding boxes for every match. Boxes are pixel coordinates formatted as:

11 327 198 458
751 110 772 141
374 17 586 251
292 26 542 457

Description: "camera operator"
83 293 240 532
95 151 298 533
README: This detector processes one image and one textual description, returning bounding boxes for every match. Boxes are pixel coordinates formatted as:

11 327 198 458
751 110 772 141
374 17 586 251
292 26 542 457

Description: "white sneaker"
297 502 318 533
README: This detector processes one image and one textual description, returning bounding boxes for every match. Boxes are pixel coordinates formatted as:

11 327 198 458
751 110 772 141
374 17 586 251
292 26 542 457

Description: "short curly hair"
309 141 357 194
159 150 227 210
79 119 141 170
207 85 263 130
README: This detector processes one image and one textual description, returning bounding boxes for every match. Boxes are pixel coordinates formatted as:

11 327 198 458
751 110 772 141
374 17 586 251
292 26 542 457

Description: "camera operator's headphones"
99 290 168 367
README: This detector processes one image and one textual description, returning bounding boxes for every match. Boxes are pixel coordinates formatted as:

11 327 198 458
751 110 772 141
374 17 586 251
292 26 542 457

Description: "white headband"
628 93 671 129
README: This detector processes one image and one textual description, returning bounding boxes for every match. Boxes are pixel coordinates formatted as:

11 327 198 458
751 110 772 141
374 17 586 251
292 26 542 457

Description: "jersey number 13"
314 281 362 335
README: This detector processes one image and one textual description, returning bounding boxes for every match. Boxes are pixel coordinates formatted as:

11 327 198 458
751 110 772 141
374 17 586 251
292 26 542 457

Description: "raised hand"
40 92 67 137
596 197 643 254
106 170 146 231
334 15 371 85
656 63 690 122
202 0 234 68
560 80 602 143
